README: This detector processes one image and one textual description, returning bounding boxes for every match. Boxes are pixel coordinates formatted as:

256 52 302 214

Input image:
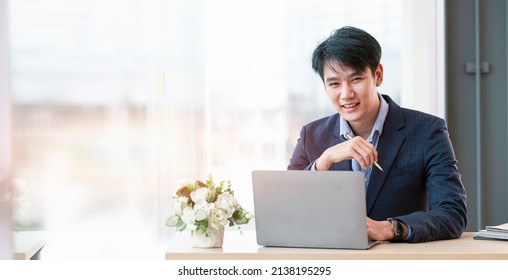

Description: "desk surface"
166 231 508 260
14 231 46 260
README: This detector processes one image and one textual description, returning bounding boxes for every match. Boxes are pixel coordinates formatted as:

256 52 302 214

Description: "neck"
350 126 373 140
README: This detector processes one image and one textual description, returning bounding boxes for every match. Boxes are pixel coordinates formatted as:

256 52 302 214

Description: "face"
323 61 383 130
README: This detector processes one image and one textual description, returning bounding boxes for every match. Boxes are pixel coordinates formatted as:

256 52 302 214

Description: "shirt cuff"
404 224 414 242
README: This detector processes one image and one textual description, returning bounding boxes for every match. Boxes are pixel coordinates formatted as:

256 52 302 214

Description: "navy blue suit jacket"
288 95 467 242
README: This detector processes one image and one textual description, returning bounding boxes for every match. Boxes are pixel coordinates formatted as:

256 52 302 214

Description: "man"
288 26 467 243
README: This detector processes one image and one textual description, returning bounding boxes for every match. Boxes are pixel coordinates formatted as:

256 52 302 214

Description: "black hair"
311 26 381 81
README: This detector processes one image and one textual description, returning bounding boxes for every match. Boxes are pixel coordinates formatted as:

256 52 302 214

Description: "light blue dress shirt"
339 94 389 190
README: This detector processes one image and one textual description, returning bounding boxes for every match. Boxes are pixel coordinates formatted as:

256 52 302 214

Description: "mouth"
341 103 359 109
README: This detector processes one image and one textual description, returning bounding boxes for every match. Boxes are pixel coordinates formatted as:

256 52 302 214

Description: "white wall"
401 0 446 118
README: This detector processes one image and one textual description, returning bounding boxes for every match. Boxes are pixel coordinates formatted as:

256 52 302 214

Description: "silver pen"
344 133 384 172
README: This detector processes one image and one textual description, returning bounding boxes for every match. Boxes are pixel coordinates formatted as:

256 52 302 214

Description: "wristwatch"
387 218 404 242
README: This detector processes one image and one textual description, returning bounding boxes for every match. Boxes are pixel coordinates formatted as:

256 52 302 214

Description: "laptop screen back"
252 170 371 249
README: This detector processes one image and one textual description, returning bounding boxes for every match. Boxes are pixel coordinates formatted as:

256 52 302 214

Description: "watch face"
389 218 401 237
388 218 404 242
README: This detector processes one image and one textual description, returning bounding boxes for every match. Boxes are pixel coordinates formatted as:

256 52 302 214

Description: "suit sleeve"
288 126 314 170
397 118 467 242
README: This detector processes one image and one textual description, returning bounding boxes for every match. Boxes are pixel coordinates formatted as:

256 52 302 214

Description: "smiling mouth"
342 103 359 109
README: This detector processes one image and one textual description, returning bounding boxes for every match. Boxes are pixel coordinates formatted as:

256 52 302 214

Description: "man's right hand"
315 136 378 170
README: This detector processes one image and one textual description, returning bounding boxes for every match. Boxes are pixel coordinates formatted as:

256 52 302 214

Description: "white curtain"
0 0 13 260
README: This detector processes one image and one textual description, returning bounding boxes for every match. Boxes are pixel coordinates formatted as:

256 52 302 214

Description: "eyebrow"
325 76 339 83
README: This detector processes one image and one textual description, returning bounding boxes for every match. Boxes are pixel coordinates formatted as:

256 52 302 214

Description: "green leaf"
175 218 186 231
195 220 209 235
165 215 180 227
232 209 251 225
166 215 187 231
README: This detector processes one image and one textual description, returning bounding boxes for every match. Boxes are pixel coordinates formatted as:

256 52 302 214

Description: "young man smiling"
288 26 467 243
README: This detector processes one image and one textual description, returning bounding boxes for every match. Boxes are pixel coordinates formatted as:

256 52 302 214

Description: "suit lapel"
366 96 406 215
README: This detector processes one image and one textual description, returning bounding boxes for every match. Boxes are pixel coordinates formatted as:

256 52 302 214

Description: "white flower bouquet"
166 175 252 237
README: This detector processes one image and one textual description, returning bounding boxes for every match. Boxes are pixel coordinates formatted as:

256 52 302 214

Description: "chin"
340 113 361 123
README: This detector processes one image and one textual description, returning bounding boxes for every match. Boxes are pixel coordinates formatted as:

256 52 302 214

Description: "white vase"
191 227 224 248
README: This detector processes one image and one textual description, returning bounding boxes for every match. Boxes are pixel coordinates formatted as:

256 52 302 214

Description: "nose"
340 82 354 99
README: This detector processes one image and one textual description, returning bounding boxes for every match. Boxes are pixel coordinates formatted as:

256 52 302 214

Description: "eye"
351 77 362 83
328 82 339 87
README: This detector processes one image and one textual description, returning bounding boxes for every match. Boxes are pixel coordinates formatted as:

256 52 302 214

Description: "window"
8 0 442 259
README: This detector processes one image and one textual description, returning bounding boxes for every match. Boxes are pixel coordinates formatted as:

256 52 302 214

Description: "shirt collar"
339 94 389 142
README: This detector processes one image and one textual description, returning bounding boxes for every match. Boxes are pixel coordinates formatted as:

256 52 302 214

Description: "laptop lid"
252 170 374 250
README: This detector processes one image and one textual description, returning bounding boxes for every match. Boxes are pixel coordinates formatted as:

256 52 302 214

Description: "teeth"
343 104 356 108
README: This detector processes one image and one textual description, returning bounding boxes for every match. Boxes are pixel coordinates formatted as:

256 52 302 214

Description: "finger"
357 141 378 166
351 149 371 169
351 143 377 168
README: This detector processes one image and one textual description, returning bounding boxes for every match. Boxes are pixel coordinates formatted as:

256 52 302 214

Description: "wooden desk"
14 231 46 260
166 231 508 260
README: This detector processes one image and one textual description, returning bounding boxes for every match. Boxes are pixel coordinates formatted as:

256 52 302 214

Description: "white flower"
190 187 210 204
193 201 214 222
216 192 237 218
173 196 189 216
209 208 228 230
194 201 214 214
181 206 196 230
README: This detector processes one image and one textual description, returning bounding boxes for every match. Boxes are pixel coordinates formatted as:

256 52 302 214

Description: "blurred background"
1 0 506 259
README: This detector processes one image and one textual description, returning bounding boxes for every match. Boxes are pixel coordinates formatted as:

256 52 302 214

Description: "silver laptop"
252 170 378 250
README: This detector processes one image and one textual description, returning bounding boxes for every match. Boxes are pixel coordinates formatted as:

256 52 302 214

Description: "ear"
375 64 383 87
